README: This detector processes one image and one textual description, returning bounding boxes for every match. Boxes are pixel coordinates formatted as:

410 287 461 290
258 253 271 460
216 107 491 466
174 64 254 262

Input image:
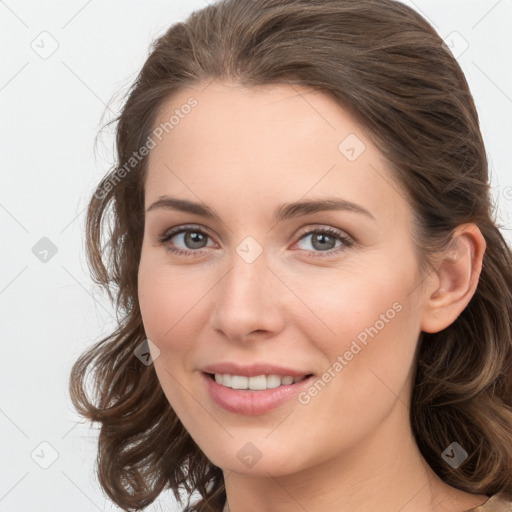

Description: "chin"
202 441 307 477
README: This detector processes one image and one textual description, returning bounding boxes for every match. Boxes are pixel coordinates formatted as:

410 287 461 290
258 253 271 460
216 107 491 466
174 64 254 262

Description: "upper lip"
201 362 313 377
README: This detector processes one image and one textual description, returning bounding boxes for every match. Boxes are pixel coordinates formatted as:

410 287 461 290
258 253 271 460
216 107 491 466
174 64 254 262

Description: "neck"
222 401 482 512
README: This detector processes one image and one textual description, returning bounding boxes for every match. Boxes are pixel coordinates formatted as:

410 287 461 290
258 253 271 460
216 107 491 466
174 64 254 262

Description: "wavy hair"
69 0 512 510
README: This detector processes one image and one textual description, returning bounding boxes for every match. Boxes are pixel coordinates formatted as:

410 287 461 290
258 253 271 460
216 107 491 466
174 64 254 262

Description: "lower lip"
201 372 315 415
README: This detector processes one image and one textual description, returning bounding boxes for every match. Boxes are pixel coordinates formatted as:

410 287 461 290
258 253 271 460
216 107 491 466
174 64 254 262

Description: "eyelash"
157 224 354 258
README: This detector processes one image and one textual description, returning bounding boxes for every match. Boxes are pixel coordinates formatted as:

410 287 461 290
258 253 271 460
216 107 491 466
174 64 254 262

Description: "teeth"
232 375 248 389
213 373 307 390
247 375 265 390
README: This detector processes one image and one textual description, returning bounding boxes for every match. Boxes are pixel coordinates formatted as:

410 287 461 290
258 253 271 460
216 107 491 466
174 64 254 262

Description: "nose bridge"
222 244 270 310
211 240 283 339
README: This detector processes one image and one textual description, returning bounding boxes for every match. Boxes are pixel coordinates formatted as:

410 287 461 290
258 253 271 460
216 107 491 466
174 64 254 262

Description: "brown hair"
69 0 512 510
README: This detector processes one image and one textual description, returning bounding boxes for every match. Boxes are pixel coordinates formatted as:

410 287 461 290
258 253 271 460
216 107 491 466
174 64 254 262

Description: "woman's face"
138 81 430 475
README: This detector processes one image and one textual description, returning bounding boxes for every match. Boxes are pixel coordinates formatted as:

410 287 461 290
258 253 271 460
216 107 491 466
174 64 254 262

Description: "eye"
157 224 353 258
158 225 216 256
294 227 353 256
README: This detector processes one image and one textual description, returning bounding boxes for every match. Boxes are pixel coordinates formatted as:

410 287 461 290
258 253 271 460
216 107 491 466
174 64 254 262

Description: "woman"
69 1 512 511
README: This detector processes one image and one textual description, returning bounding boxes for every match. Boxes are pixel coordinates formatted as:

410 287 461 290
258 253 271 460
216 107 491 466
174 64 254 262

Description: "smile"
202 371 316 415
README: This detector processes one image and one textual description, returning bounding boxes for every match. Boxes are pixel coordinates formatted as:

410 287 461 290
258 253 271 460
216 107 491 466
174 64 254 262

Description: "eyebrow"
146 196 375 223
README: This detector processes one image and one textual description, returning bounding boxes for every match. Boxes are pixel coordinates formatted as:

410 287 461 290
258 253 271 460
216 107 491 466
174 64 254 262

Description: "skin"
138 80 488 512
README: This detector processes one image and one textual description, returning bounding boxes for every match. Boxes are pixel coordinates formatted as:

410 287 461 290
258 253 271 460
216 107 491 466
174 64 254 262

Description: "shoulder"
465 491 512 511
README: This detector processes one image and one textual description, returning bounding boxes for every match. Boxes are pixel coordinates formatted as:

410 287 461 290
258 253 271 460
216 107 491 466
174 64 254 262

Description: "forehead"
144 81 409 227
149 81 367 162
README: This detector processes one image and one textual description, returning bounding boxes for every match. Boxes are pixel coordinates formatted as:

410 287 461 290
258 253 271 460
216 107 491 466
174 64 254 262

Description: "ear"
420 224 487 334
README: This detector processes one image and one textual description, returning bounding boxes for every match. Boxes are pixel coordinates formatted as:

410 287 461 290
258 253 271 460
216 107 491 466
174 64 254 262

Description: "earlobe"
420 224 487 334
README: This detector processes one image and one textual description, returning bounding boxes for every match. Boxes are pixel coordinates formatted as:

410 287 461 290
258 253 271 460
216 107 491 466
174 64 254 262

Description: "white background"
1 1 511 511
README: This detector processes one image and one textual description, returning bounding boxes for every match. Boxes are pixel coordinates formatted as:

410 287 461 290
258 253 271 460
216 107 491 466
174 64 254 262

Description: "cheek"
287 264 409 344
138 256 205 342
291 287 416 457
293 259 418 396
138 262 204 409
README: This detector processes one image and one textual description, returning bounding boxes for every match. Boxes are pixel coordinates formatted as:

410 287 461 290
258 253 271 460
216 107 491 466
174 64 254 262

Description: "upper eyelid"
161 224 216 241
160 223 349 237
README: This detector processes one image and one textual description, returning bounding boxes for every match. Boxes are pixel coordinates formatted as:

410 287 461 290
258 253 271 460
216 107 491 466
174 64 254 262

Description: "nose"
210 248 286 343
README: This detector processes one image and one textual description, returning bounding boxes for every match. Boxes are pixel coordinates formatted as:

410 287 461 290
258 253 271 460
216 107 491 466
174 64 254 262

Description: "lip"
201 371 315 415
200 362 311 377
